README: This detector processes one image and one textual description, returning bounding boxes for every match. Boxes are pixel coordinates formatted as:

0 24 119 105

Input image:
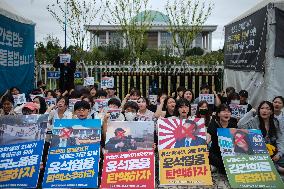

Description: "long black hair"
257 101 277 139
33 96 47 114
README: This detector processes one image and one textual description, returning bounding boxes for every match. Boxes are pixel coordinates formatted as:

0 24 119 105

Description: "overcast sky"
2 0 263 50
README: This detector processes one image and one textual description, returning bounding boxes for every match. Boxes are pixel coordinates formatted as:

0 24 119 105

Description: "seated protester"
220 86 235 104
238 101 284 173
95 89 108 99
155 96 176 118
195 100 212 127
193 83 221 111
183 89 194 104
90 85 98 98
81 95 93 109
73 100 91 119
10 86 20 96
0 95 16 116
106 87 120 101
121 89 141 109
48 97 73 121
273 96 284 120
33 96 47 114
170 98 191 119
45 90 57 98
123 101 139 121
137 97 155 121
239 90 252 112
22 102 39 115
174 86 186 100
207 104 237 174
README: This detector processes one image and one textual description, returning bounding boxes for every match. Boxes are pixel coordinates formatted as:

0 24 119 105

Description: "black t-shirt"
207 118 237 157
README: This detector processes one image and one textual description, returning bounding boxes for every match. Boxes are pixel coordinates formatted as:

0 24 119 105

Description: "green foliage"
185 49 224 65
184 47 204 56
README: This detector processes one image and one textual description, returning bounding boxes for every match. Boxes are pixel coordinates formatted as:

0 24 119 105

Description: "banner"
0 115 48 188
199 94 214 105
217 128 284 188
0 13 35 95
157 118 212 186
224 7 267 72
43 119 101 188
274 8 284 58
101 77 114 89
101 150 155 189
229 104 247 119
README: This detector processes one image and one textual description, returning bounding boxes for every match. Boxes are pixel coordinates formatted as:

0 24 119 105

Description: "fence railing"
36 61 224 100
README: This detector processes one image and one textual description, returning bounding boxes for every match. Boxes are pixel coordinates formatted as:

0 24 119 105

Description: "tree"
165 0 213 57
104 0 154 60
47 0 102 50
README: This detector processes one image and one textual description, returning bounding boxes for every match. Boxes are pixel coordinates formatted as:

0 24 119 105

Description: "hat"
23 102 39 111
115 128 126 133
239 90 248 98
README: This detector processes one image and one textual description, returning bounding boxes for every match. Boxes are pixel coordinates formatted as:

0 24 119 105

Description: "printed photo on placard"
158 118 206 150
0 115 48 188
191 104 198 116
93 99 109 112
217 128 268 156
0 114 48 145
105 121 154 153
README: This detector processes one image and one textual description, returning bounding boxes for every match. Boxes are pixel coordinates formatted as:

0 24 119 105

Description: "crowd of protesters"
0 81 284 184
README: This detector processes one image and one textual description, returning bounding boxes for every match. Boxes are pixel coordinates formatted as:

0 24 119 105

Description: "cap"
115 128 126 133
239 90 248 98
23 102 39 111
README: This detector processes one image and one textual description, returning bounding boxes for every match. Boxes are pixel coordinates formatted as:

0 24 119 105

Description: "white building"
85 10 217 54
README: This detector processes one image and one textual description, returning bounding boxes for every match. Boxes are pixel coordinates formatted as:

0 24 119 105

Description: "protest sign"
108 108 122 121
68 98 80 111
101 150 155 189
217 128 284 188
45 97 57 107
105 121 154 153
157 118 212 186
30 94 44 100
229 104 247 119
59 54 71 64
93 99 109 112
43 119 101 188
101 77 114 89
148 95 157 105
13 94 26 105
0 115 48 188
191 104 198 116
84 77 94 86
198 94 214 104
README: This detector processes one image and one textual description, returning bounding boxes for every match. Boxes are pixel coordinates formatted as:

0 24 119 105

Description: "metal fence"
36 61 224 99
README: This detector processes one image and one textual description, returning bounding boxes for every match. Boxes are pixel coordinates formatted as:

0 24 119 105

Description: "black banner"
275 8 284 58
224 7 267 72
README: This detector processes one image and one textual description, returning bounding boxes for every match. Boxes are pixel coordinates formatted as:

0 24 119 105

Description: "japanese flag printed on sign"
101 77 114 89
13 93 26 105
84 77 95 86
157 118 212 186
59 54 71 64
199 94 214 104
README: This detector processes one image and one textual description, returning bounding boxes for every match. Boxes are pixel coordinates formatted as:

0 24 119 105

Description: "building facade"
85 11 217 54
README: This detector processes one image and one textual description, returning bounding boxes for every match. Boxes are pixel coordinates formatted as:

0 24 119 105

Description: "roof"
0 1 35 25
227 0 284 25
132 10 170 25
